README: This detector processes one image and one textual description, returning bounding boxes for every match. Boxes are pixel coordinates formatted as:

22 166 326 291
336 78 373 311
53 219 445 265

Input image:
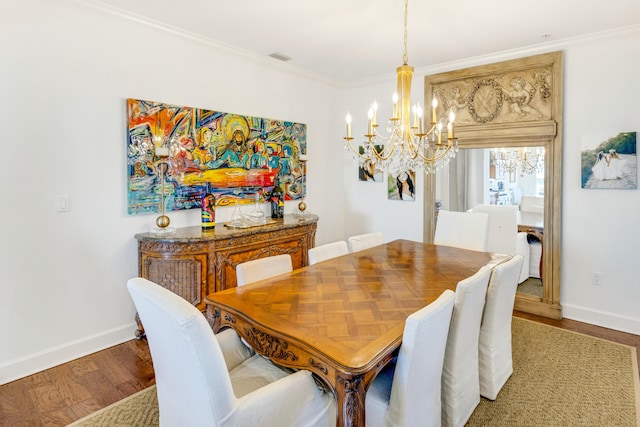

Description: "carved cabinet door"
214 234 308 291
141 252 209 311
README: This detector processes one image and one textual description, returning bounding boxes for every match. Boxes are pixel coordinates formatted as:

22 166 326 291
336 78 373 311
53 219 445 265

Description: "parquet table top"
206 239 507 427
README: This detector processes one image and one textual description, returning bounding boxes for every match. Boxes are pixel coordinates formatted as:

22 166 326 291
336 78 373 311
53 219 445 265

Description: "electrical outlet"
57 195 70 212
592 271 602 286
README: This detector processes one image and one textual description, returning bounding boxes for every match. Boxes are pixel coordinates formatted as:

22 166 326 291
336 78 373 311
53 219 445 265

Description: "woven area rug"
468 317 640 426
67 386 159 427
68 317 639 426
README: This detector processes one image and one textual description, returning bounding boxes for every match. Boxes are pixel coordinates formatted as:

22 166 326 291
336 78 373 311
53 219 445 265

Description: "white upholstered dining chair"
479 255 524 400
434 210 490 252
236 254 292 286
468 204 530 283
308 240 349 265
347 232 384 253
127 277 335 427
441 266 492 427
365 290 455 427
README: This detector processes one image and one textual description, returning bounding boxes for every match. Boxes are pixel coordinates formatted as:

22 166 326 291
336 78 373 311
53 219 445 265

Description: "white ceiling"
91 0 640 84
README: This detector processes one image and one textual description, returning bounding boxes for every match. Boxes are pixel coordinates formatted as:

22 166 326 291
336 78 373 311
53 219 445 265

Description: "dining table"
205 239 508 427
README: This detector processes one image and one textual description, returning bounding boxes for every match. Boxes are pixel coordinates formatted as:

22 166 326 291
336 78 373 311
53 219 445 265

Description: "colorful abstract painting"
127 99 307 214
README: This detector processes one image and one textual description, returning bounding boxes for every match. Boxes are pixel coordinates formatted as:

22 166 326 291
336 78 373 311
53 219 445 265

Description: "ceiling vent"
269 52 292 62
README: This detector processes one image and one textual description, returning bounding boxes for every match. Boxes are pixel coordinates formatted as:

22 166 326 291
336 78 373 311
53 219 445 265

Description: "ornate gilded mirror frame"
423 51 563 319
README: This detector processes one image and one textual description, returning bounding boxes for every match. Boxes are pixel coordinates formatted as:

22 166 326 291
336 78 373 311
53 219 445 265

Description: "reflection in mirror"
435 147 545 298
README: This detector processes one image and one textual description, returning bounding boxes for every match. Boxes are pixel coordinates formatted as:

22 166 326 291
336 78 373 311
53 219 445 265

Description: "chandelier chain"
402 0 408 65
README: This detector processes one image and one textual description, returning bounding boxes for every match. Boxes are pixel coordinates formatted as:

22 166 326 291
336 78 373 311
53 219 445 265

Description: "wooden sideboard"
134 214 318 334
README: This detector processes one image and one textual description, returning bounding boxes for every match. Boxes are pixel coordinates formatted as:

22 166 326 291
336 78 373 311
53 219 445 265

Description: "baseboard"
0 323 139 386
562 303 640 336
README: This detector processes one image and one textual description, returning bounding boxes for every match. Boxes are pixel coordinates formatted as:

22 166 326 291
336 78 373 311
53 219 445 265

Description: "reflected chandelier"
343 0 458 175
492 147 545 176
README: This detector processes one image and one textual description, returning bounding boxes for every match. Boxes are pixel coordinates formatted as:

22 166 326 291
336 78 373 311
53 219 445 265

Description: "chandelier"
492 147 545 176
343 0 458 175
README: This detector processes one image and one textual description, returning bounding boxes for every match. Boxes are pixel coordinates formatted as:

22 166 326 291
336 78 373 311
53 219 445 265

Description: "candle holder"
296 156 308 220
151 151 175 234
296 199 307 220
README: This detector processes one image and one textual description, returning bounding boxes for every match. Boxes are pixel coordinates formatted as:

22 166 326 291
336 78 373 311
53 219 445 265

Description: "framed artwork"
126 99 307 215
388 170 415 201
357 145 384 182
580 131 636 189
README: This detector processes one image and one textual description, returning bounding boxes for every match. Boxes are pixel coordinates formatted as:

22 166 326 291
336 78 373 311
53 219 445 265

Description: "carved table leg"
206 305 221 332
134 312 146 339
336 374 365 427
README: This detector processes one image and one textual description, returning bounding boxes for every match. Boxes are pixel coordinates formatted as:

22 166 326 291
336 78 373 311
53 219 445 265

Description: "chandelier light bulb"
372 100 378 125
392 92 399 119
416 104 424 133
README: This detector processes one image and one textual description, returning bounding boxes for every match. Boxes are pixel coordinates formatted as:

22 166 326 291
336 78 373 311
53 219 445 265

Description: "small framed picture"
358 145 384 182
581 131 636 189
388 170 415 201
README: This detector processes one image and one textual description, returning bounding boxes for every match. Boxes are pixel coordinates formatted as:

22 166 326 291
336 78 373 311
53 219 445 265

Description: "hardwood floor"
1 311 639 426
0 339 155 426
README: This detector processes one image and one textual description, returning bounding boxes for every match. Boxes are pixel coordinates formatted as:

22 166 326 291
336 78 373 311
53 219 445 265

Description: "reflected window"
436 147 544 212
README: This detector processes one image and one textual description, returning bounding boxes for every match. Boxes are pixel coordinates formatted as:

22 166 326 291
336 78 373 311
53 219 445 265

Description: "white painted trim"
349 24 640 88
57 0 344 88
0 323 138 385
58 0 640 90
562 304 640 336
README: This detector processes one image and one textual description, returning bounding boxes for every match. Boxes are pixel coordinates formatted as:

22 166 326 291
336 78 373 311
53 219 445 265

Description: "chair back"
479 255 524 400
469 204 519 254
441 266 492 427
434 210 489 252
470 204 530 283
236 254 293 286
127 277 234 426
520 196 544 214
387 290 455 426
348 232 384 253
308 240 349 265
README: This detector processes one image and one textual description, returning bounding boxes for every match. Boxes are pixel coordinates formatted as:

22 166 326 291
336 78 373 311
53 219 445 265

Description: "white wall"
344 27 640 334
0 0 344 384
560 29 640 332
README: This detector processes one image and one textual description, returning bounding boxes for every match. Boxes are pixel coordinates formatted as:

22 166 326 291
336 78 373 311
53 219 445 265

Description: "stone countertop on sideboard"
135 213 318 242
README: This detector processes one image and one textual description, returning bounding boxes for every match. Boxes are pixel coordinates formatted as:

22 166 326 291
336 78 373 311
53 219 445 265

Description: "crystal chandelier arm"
344 137 369 162
414 139 458 164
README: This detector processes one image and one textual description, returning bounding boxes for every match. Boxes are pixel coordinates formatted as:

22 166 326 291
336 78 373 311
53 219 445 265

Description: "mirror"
422 52 563 319
435 147 545 299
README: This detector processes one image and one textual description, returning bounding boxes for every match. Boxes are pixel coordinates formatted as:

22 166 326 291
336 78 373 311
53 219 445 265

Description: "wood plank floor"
1 311 639 426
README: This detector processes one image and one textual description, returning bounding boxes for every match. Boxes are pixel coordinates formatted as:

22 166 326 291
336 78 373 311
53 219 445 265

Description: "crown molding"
57 0 345 89
55 0 639 90
350 24 640 88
